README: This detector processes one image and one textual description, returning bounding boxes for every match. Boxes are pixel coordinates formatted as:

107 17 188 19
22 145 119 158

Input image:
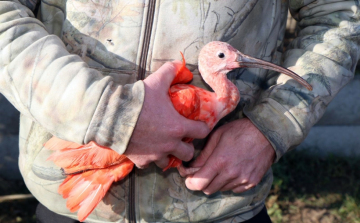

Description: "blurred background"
0 12 359 223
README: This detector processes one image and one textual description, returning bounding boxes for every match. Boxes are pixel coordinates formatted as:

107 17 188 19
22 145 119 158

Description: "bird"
44 41 312 222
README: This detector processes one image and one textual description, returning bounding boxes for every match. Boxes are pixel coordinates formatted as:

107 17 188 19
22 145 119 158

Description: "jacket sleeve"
0 1 144 154
243 0 360 162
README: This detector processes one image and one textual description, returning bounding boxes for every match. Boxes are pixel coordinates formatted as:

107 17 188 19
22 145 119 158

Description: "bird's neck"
206 72 240 119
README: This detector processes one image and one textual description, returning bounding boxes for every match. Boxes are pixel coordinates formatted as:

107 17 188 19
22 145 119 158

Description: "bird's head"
198 41 312 91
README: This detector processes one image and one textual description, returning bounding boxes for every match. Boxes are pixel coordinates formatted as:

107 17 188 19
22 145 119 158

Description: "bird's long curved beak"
233 52 313 91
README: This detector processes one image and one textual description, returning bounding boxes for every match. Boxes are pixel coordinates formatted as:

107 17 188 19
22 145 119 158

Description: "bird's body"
45 41 312 222
169 78 237 130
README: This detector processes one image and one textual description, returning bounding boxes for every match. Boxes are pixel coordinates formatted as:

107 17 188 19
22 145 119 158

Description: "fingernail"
203 191 211 195
185 177 193 186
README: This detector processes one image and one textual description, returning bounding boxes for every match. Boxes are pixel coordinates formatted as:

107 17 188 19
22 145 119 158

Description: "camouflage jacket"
0 0 358 222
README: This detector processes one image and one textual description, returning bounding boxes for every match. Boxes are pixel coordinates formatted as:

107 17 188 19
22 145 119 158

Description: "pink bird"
44 41 312 222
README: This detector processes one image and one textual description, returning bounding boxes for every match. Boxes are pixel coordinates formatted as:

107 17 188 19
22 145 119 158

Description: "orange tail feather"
58 161 133 222
45 137 128 174
45 131 185 221
44 136 81 150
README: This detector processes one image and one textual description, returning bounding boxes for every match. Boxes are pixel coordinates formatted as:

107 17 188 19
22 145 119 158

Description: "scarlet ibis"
44 41 312 222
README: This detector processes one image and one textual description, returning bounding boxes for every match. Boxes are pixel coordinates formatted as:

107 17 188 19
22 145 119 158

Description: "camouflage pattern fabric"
0 0 358 222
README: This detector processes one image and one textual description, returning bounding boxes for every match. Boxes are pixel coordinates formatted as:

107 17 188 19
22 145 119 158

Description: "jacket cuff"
85 80 145 155
243 97 304 162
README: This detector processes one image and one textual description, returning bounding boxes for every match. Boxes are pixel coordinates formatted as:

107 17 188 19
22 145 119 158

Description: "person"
0 0 358 222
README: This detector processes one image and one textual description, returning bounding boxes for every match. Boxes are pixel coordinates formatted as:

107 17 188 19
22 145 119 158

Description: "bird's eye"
217 52 225 59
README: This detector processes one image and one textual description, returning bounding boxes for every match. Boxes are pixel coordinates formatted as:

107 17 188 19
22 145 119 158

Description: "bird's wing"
169 84 200 120
45 136 130 174
59 160 133 222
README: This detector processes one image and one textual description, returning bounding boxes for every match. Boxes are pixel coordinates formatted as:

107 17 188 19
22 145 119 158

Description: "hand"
178 118 275 195
125 62 210 169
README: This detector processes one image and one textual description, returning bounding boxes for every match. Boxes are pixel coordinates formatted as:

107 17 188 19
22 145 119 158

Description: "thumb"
190 130 222 168
146 61 182 90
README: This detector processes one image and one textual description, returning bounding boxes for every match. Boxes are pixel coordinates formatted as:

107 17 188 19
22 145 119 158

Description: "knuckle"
153 153 164 161
182 149 194 162
227 169 239 180
241 178 249 184
243 183 256 192
136 160 150 168
171 124 186 138
214 156 227 170
163 140 184 155
161 143 173 154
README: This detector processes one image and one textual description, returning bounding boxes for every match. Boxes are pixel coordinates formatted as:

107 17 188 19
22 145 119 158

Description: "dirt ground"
0 178 37 223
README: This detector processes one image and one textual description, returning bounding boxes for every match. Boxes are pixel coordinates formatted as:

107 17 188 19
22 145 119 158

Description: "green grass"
267 149 360 223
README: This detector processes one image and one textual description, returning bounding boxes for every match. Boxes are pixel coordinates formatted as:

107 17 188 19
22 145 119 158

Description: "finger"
154 156 170 169
185 163 218 191
170 141 195 162
189 131 221 168
125 153 151 169
182 118 210 139
151 62 179 88
177 165 200 177
220 178 250 192
172 60 183 67
135 163 150 169
202 174 233 195
232 184 256 194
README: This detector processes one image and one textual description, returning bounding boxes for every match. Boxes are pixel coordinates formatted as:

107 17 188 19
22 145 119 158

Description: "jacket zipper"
137 0 157 81
130 1 157 223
